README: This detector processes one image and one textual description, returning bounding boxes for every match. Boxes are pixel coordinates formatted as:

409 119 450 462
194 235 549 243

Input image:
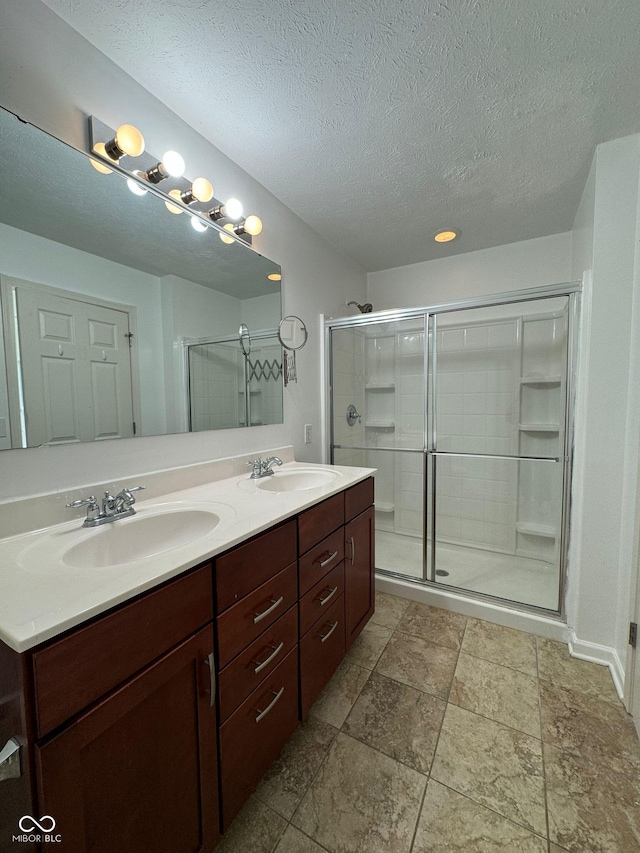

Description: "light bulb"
190 215 208 233
433 228 460 243
191 177 214 203
127 171 148 196
224 198 243 220
90 142 113 174
114 124 145 157
165 188 184 214
219 223 236 244
267 273 282 281
161 150 185 178
243 215 263 236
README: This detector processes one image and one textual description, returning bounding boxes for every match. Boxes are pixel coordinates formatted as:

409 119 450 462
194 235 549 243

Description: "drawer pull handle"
317 586 338 607
204 652 215 708
254 596 284 624
255 687 285 723
315 550 338 568
253 641 284 674
349 536 356 565
320 621 339 643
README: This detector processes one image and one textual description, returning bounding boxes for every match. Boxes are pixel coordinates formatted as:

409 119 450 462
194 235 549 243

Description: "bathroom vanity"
0 457 374 851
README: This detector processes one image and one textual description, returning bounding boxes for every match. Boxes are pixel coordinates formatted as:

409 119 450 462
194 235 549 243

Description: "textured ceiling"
41 0 640 271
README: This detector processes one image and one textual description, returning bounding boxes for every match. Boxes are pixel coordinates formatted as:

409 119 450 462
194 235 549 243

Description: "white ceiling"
41 0 640 272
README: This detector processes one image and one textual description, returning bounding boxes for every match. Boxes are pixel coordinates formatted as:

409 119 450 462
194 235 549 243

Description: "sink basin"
62 509 222 568
256 468 341 492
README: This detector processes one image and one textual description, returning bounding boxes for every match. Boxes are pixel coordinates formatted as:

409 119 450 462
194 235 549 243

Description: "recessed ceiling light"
268 273 281 281
433 228 460 243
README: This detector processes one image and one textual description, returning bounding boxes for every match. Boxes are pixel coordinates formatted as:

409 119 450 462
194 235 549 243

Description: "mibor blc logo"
13 815 62 844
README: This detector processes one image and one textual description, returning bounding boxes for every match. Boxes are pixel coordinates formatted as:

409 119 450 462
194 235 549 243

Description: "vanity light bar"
87 116 262 244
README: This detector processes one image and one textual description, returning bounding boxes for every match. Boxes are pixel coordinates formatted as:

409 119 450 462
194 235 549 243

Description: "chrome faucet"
245 456 283 479
67 485 145 527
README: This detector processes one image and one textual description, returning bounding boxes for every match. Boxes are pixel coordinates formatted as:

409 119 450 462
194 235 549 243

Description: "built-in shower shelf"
238 389 262 394
520 376 562 386
516 522 557 538
375 501 395 513
365 383 395 390
519 423 559 433
365 421 395 428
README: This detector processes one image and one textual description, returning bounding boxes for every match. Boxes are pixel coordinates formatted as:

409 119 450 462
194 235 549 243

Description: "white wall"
0 0 366 499
367 232 573 309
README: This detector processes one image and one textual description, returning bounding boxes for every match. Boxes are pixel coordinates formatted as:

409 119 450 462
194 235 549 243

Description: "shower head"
347 301 373 314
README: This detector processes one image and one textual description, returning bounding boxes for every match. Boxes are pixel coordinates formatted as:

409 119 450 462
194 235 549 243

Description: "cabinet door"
345 506 375 648
35 627 220 853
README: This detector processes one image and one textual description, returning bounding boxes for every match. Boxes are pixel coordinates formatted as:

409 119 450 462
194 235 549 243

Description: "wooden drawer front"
219 646 299 830
298 527 345 596
218 604 298 723
345 477 374 522
298 492 344 555
216 519 297 613
217 562 297 668
300 595 346 718
299 562 345 637
32 565 213 737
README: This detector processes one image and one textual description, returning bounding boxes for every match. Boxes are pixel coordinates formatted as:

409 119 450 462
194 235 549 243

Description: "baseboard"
568 631 625 699
375 574 568 642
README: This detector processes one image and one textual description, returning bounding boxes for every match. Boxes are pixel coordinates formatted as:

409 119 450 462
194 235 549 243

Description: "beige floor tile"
309 659 370 728
544 741 640 852
274 825 329 853
216 796 287 853
431 704 546 836
255 717 338 820
536 638 620 705
342 671 446 774
462 618 538 676
413 780 547 852
396 601 467 650
292 732 426 853
549 846 569 853
375 631 458 700
540 680 640 770
450 653 541 738
345 622 393 670
370 591 410 630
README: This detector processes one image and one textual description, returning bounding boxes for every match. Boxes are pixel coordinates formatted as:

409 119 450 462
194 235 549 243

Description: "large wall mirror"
0 106 283 450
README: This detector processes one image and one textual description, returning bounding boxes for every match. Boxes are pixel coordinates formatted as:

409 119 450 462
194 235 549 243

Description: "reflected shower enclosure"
327 285 579 614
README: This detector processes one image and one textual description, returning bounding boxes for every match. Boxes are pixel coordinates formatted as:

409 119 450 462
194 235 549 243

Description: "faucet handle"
124 485 145 494
66 495 98 509
246 458 261 466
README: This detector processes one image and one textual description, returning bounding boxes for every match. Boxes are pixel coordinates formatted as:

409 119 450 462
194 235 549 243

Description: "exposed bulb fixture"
165 188 184 214
233 215 263 236
179 177 214 205
267 273 282 281
219 223 236 244
144 150 186 183
126 171 149 196
207 198 244 222
104 124 145 161
90 142 113 174
190 215 208 233
433 228 460 243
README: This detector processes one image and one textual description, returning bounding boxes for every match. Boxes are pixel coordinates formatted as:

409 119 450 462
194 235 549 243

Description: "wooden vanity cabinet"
345 505 375 648
30 564 220 853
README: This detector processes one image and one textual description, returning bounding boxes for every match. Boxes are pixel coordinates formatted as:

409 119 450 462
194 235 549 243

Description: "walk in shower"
326 284 580 614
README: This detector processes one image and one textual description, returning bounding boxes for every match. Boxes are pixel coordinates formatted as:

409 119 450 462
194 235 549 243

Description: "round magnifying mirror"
239 323 251 356
278 315 308 351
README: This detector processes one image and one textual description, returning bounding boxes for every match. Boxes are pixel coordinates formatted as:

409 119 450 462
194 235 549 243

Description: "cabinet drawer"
300 594 346 718
216 519 297 613
217 562 297 668
32 564 213 737
298 527 344 596
345 477 374 522
298 492 344 554
219 646 299 830
218 604 298 723
299 562 345 637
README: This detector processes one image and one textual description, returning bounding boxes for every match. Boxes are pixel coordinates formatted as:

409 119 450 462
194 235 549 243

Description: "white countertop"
0 461 374 652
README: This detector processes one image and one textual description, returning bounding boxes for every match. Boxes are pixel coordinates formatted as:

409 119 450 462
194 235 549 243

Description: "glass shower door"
330 317 428 581
430 296 571 611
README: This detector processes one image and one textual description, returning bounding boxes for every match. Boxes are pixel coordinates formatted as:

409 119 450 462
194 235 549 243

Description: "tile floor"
217 593 640 853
